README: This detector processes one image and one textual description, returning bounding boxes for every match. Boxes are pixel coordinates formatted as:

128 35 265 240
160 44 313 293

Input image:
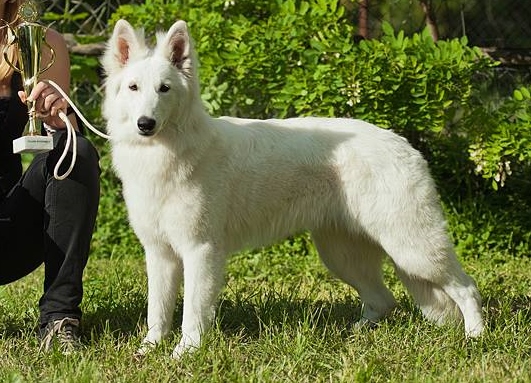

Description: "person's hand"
18 81 68 122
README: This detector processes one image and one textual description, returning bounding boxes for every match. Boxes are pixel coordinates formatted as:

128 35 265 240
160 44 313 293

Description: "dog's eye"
129 84 138 91
159 84 170 93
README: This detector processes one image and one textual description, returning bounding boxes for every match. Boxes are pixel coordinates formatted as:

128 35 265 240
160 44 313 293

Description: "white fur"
102 19 484 359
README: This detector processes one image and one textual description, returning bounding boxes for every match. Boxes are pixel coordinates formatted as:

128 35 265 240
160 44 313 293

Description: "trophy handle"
2 50 21 73
39 39 55 74
2 25 21 73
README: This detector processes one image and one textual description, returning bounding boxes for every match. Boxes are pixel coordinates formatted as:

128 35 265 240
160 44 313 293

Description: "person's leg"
36 132 100 326
0 176 45 284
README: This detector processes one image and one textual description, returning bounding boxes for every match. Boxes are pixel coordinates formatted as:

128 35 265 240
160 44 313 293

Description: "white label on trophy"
13 135 53 154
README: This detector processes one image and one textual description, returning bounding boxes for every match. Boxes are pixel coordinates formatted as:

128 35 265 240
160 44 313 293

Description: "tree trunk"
419 0 439 41
358 0 369 39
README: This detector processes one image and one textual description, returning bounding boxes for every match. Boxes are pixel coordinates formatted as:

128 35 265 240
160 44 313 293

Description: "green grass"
1 237 530 382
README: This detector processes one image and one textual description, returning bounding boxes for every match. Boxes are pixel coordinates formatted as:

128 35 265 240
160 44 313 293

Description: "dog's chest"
112 145 200 230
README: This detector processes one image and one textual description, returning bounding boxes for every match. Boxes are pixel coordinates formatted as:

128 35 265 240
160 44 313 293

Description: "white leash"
43 80 110 180
52 109 76 180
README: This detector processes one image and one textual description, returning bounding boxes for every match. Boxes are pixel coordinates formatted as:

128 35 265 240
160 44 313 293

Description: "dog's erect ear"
102 19 147 75
159 20 191 69
113 20 138 66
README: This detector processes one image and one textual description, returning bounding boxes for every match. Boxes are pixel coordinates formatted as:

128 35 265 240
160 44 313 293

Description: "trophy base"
13 135 54 154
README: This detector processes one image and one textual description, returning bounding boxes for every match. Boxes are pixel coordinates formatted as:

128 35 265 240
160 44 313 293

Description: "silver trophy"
3 0 55 153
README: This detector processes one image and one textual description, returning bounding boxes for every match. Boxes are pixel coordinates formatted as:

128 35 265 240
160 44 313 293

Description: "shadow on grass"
81 296 360 342
217 296 363 338
81 292 151 342
80 290 427 343
0 320 35 338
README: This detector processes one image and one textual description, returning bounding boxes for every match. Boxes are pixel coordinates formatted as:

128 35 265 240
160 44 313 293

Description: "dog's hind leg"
137 243 183 356
173 244 226 359
312 229 397 326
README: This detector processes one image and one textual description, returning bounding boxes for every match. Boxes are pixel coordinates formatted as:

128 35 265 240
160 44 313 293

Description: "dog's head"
101 19 200 142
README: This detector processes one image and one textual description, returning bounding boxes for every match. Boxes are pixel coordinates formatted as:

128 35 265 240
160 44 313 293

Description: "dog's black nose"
137 116 156 135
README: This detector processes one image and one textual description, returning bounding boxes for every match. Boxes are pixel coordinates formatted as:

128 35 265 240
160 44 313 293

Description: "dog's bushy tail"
396 270 463 325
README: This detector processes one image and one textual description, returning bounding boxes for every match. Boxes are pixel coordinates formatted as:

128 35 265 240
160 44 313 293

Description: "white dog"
102 19 484 359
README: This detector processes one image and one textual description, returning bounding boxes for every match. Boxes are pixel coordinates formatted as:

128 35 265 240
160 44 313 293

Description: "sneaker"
39 317 81 354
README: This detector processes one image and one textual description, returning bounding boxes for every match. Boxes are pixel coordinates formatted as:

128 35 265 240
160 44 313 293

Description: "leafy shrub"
467 85 531 190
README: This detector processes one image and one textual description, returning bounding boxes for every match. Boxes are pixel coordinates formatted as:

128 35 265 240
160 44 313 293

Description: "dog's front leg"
137 245 183 357
172 245 225 359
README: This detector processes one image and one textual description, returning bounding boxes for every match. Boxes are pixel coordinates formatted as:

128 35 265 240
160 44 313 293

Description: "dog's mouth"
138 129 156 137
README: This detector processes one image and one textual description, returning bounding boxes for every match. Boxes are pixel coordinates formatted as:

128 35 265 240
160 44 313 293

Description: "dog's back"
196 117 431 250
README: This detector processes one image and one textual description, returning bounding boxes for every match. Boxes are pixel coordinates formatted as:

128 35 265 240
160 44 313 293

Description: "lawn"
1 235 530 382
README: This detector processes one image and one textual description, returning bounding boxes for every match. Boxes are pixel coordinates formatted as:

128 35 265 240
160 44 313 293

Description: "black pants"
0 131 100 327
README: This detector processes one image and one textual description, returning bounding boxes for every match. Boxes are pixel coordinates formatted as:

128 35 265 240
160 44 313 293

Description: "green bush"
467 85 531 190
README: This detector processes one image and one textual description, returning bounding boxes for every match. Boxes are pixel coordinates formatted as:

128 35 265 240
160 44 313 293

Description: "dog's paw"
171 340 199 359
133 340 156 360
465 322 484 338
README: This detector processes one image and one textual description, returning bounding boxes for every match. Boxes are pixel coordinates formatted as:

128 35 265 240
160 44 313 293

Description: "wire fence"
42 1 531 49
461 0 531 49
41 0 136 36
357 0 531 49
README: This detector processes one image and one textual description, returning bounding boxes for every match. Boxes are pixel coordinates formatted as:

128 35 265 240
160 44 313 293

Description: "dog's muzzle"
137 116 157 136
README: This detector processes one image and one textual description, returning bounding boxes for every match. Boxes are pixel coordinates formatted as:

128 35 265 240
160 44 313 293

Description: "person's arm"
18 28 78 130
